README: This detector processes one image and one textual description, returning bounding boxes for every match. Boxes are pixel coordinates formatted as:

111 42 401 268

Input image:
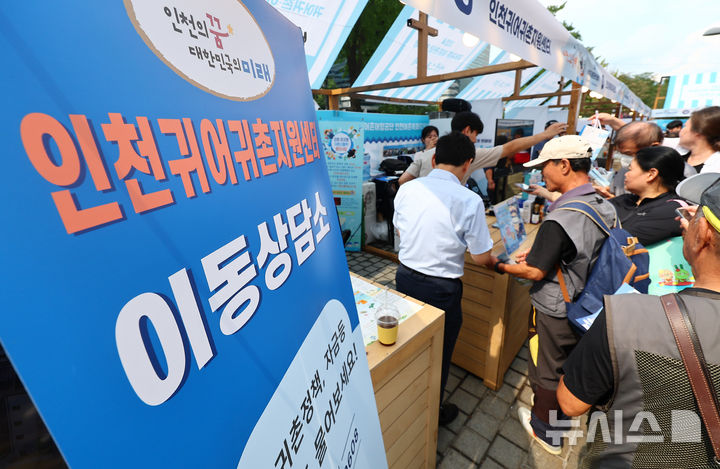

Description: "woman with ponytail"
609 145 687 245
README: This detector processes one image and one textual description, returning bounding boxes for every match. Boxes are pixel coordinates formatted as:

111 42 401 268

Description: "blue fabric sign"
0 1 385 468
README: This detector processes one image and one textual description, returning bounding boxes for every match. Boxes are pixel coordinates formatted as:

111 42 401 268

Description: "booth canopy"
504 71 571 110
392 0 651 115
352 6 488 101
456 51 539 101
266 0 368 88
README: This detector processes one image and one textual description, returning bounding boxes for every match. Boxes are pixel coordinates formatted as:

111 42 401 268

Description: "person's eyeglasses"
675 205 698 222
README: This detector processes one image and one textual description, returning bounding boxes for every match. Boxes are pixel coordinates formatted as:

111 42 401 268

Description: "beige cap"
523 135 592 168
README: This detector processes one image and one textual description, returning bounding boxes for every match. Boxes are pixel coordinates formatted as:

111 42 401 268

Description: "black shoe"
439 403 459 426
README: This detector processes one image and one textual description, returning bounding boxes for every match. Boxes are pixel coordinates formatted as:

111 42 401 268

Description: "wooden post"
513 69 522 96
579 90 587 114
566 81 582 135
328 94 339 111
407 12 438 79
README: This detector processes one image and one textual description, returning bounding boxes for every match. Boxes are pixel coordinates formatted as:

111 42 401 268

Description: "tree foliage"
546 2 582 41
337 0 403 87
546 2 660 108
614 72 661 108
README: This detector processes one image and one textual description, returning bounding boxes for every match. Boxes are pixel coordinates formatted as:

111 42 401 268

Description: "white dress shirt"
393 169 493 278
404 145 503 184
701 152 720 174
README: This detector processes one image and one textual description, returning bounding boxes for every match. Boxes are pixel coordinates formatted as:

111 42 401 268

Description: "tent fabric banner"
504 70 567 110
457 51 539 101
352 5 487 101
651 108 694 118
266 0 368 89
0 1 387 468
317 111 428 179
664 72 720 109
399 0 651 115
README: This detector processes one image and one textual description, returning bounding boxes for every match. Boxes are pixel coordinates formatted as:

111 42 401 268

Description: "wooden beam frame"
566 81 582 135
313 60 535 97
502 90 572 102
350 93 439 107
407 12 438 79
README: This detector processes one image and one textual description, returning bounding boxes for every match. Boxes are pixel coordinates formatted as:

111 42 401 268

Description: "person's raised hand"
589 113 624 130
543 122 568 138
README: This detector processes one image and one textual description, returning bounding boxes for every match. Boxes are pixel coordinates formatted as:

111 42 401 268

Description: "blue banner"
0 1 385 468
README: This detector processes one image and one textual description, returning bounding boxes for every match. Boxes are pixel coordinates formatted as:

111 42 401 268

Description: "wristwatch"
494 261 503 274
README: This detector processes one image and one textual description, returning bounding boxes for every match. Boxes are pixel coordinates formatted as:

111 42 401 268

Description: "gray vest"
530 193 617 318
583 289 720 468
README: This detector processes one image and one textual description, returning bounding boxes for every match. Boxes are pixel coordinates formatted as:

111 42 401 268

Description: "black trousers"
395 264 463 401
528 307 580 441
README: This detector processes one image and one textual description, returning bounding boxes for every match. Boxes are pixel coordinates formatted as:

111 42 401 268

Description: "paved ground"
346 251 587 469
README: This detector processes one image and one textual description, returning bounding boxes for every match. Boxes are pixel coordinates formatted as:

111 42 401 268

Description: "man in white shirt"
394 131 497 425
398 111 567 185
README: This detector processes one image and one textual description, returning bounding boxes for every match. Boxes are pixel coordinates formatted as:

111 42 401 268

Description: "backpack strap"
556 266 571 303
553 200 617 304
555 200 617 236
661 294 720 464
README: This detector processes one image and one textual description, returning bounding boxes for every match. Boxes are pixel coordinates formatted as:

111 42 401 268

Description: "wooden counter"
353 274 444 469
451 214 541 390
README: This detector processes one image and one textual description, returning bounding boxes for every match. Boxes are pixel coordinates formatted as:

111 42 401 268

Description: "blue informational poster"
0 1 386 468
362 113 429 179
318 118 365 252
493 197 526 255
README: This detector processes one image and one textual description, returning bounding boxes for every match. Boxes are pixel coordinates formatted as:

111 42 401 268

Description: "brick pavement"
346 251 587 469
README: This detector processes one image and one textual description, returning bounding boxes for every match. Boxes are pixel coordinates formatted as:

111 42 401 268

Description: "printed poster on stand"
0 1 386 468
318 116 365 251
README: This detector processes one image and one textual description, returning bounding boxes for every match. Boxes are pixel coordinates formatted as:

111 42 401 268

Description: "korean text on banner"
398 0 651 115
0 1 386 468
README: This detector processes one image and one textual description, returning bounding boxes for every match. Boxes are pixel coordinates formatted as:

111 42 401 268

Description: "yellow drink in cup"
377 315 399 345
376 300 400 346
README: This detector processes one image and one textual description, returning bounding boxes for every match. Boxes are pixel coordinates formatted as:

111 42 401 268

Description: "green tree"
614 72 661 108
316 0 403 110
340 0 403 87
546 2 582 41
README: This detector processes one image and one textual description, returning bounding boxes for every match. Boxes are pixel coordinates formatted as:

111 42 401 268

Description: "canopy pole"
512 69 522 96
408 12 438 79
566 81 582 135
